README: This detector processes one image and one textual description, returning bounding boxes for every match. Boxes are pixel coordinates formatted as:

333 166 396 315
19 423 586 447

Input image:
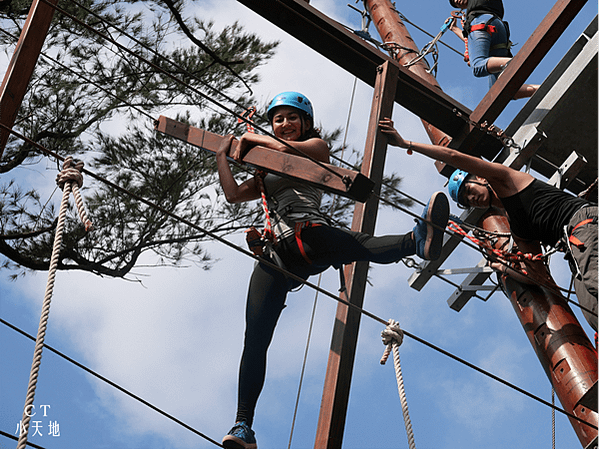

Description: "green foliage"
0 0 280 278
0 0 412 280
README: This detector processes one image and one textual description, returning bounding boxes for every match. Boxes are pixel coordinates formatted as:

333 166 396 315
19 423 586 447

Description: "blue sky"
1 1 597 448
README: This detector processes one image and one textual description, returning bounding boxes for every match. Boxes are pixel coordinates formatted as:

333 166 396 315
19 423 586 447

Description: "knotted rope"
448 220 550 264
17 157 92 449
380 319 416 449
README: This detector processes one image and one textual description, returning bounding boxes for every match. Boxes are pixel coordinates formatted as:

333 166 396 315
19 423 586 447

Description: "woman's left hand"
379 118 409 149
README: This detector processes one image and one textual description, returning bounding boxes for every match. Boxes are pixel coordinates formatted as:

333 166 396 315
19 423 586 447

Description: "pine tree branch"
161 0 253 95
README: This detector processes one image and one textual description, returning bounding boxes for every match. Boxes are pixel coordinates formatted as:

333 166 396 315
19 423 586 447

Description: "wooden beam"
451 0 588 155
315 62 398 449
236 0 471 138
0 0 58 158
154 116 374 202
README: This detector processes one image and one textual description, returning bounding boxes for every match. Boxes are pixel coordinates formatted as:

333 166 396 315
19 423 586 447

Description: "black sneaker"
413 191 449 260
222 421 257 449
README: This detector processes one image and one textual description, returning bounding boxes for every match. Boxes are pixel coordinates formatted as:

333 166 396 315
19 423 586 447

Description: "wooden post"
314 61 399 449
480 210 598 448
0 0 58 158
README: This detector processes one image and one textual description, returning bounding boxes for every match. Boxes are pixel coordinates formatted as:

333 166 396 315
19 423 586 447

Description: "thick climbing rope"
380 320 416 449
16 157 92 449
237 107 275 248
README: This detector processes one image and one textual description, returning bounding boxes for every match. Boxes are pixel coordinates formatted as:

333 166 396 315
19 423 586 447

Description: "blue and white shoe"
413 191 449 260
222 421 257 449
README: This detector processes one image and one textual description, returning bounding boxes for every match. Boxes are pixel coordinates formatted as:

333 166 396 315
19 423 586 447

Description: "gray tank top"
263 173 328 240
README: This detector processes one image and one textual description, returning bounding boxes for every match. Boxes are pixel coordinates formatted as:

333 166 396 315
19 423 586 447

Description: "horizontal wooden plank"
154 115 374 202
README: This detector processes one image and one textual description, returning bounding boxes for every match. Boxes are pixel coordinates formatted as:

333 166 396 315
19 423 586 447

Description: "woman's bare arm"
379 118 533 197
216 135 261 204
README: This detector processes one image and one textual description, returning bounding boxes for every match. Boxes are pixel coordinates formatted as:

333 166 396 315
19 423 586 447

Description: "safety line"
287 275 320 449
2 124 595 432
0 318 225 448
391 8 465 57
373 191 596 316
0 430 46 449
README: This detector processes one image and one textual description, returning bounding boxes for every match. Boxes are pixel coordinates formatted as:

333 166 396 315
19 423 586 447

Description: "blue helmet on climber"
448 168 471 208
267 91 314 122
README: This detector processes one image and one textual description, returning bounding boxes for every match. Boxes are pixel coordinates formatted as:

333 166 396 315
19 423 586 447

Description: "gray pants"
566 205 598 332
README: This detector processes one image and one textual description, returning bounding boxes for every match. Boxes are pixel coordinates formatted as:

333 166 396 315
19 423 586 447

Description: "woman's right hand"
216 134 234 158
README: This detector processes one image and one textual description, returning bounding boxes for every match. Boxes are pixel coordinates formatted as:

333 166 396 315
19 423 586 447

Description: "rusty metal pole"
364 0 452 147
479 210 598 448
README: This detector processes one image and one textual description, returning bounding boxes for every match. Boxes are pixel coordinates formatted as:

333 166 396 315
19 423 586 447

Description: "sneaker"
222 421 257 449
413 191 449 260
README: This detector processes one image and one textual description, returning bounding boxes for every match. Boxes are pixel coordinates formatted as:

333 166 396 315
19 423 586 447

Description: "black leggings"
235 225 415 426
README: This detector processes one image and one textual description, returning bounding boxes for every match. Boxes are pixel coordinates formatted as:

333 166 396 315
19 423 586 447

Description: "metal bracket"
548 151 588 189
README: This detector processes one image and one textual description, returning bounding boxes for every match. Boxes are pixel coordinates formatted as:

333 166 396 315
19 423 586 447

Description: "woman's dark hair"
449 0 461 8
298 113 322 141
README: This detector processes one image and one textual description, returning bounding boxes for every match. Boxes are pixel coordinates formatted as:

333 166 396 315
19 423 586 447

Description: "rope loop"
379 319 417 449
56 157 84 190
380 319 404 365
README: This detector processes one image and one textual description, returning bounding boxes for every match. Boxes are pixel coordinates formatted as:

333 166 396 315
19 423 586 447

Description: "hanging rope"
16 157 92 449
551 388 556 449
380 319 416 449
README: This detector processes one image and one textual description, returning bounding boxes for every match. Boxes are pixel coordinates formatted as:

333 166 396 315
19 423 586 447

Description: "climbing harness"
452 10 513 66
294 221 320 264
380 319 416 449
17 157 92 449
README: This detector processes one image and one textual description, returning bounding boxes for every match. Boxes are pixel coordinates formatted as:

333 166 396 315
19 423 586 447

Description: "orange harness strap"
568 218 595 248
294 221 320 264
469 23 497 33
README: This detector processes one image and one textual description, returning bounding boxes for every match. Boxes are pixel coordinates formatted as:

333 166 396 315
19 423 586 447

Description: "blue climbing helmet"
448 169 471 207
266 91 314 122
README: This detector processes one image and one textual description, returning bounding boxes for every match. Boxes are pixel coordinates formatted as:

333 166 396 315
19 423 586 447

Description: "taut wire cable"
1 317 225 448
2 123 596 431
16 157 92 449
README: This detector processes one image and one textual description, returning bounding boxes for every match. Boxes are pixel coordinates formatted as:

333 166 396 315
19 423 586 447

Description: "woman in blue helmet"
215 92 450 449
379 117 597 334
448 0 538 99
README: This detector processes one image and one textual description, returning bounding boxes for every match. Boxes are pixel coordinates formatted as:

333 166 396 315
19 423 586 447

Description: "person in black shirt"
449 0 538 98
380 117 598 332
